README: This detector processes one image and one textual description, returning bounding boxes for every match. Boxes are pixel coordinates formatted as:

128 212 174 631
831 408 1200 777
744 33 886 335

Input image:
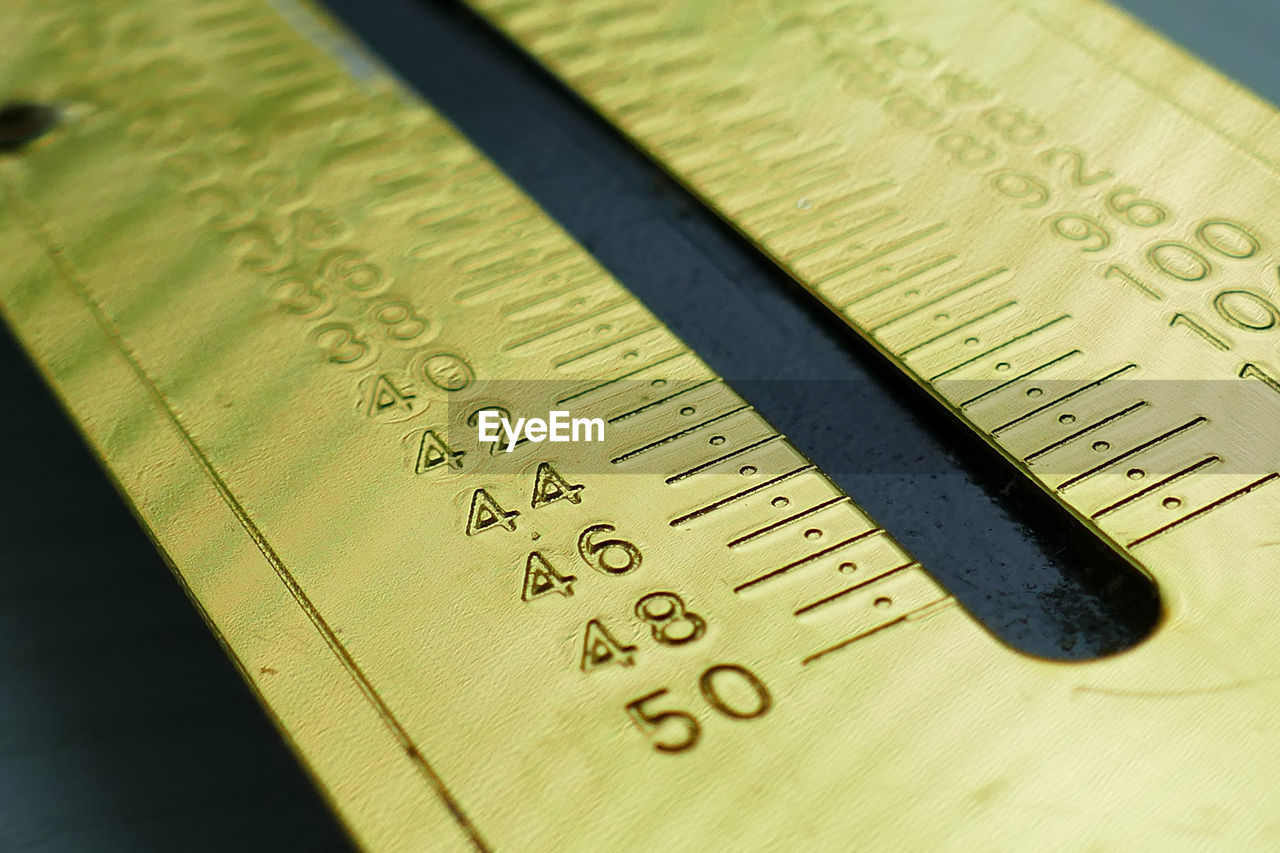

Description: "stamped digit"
983 107 1046 145
466 487 520 535
581 619 637 672
372 299 429 342
625 690 700 753
311 322 371 365
635 592 706 646
321 248 387 296
267 274 332 318
989 169 1050 208
414 429 464 473
1106 188 1168 228
1051 213 1111 252
1039 148 1114 188
883 91 944 130
521 551 576 601
936 130 996 167
578 524 642 575
531 462 584 509
699 665 773 720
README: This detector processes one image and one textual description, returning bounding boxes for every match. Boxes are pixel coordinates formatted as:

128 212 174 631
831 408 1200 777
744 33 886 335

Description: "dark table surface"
0 1 1274 849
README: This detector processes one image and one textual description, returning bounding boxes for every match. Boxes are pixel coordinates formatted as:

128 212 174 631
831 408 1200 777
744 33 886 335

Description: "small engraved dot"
934 312 950 322
905 289 919 298
651 378 666 387
623 350 638 360
740 465 757 476
873 597 893 609
838 561 857 574
595 324 612 334
530 532 541 541
709 435 726 446
995 362 1011 372
1059 414 1076 424
1092 440 1110 452
771 496 789 508
680 406 696 416
570 298 586 308
796 197 813 210
1163 496 1183 510
1127 468 1145 480
1026 387 1044 398
964 337 980 347
804 528 823 540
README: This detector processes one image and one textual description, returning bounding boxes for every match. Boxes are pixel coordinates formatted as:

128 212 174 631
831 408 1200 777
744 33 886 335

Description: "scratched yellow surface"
5 0 1280 849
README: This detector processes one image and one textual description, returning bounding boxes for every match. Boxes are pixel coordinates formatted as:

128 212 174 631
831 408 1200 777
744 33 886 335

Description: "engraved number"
936 131 996 167
522 551 575 601
1214 290 1280 332
989 169 1050 208
983 107 1046 145
311 322 370 365
935 72 993 105
1170 313 1230 351
1149 242 1211 282
531 462 584 509
625 690 700 754
578 524 642 575
581 619 636 671
1051 213 1111 252
625 665 772 754
466 487 520 535
1197 220 1260 260
1103 264 1163 301
883 92 943 130
833 53 896 97
190 184 254 231
635 592 706 646
415 429 464 473
233 225 293 274
699 665 773 720
875 37 937 70
1105 188 1168 228
268 275 332 318
372 299 429 342
322 249 386 296
1039 148 1114 188
1241 363 1280 395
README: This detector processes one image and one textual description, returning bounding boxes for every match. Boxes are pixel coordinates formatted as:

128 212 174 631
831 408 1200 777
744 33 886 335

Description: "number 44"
465 462 585 536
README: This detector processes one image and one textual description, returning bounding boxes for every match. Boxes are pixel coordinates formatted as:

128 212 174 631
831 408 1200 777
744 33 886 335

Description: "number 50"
624 664 772 754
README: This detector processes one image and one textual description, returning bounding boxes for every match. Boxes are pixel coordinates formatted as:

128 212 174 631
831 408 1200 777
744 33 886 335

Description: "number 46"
625 665 772 754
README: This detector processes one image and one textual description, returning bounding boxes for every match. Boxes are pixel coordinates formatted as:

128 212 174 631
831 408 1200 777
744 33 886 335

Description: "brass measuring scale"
3 0 1280 848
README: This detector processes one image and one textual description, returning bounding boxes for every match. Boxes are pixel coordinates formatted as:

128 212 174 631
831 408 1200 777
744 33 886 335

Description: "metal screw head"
0 102 60 152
